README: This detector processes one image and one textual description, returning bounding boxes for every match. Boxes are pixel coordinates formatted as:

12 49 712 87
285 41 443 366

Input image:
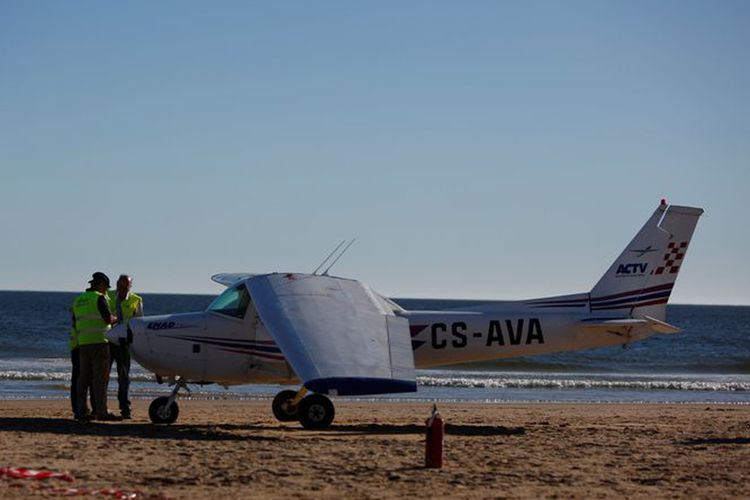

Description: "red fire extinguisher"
425 404 444 468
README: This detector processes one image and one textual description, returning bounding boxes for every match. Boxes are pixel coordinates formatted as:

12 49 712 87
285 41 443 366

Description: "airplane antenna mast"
322 238 356 276
312 240 346 276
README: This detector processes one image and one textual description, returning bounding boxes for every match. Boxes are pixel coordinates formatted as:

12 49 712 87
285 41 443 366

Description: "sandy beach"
0 399 748 498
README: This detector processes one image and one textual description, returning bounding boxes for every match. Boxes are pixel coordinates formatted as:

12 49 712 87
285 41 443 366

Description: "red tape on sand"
45 486 145 498
0 467 74 482
1 467 159 498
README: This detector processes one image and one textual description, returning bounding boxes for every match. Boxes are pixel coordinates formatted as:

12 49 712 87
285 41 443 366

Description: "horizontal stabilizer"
246 273 416 396
644 315 682 334
580 318 648 333
580 316 681 335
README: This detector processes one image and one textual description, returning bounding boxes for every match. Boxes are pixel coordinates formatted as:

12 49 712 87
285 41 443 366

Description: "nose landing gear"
272 387 335 429
149 378 189 424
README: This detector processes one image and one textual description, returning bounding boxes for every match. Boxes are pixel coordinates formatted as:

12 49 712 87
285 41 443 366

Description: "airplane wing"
580 316 681 335
211 273 256 287
245 273 416 396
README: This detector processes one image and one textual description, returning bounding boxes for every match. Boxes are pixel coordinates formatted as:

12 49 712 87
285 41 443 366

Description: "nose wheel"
149 396 179 424
149 378 188 424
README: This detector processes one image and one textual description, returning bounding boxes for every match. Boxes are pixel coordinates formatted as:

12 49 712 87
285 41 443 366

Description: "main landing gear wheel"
149 396 179 424
272 390 301 422
298 394 335 430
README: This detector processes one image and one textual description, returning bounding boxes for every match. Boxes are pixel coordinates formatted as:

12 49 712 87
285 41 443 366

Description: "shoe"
96 413 123 422
75 414 94 423
121 413 132 420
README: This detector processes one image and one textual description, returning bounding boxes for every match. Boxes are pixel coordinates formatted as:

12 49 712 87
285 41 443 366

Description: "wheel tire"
298 394 335 430
272 390 301 422
149 396 179 424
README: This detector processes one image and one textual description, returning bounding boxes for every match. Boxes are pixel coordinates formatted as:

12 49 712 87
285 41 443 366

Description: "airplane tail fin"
589 202 704 320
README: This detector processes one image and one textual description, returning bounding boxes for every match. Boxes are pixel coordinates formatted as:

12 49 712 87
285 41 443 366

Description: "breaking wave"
416 374 750 392
3 369 747 393
0 371 156 382
0 358 156 383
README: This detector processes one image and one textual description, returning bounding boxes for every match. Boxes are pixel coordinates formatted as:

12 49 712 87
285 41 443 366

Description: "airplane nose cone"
106 323 128 344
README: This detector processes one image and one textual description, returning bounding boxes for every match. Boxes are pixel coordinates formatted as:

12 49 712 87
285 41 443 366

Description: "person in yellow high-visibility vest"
69 326 94 418
72 272 120 421
107 274 143 419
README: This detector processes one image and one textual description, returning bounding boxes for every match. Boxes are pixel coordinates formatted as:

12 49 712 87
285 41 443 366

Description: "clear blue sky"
1 1 748 304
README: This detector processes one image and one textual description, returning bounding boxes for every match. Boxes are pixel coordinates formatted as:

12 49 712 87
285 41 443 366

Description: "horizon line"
0 288 747 307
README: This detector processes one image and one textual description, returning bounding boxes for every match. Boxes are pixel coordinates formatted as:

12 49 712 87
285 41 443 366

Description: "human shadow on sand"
678 437 750 446
0 417 281 442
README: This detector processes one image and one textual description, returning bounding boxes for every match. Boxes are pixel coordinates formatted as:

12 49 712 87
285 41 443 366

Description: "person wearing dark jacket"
71 272 121 422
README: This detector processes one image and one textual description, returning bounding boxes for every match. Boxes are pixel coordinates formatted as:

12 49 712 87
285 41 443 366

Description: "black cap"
88 272 111 287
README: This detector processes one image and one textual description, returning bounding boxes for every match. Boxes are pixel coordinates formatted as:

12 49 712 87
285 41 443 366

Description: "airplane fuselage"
403 306 647 368
120 296 651 387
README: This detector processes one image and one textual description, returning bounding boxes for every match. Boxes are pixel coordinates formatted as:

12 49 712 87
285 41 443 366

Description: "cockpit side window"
207 284 250 319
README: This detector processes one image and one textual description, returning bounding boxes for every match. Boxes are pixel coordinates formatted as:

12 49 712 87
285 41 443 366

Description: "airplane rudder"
645 205 703 286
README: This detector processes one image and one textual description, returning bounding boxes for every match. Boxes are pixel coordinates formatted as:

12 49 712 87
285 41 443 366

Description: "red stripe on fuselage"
217 348 286 361
591 283 674 303
591 298 669 310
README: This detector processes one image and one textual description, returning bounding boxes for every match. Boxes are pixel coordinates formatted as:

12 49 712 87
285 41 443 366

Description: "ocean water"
0 291 748 404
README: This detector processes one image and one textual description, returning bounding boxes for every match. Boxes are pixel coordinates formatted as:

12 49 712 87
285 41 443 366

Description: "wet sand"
0 399 748 498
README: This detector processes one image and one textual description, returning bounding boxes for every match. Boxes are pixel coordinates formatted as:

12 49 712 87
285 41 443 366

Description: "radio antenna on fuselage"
322 238 356 276
312 240 346 275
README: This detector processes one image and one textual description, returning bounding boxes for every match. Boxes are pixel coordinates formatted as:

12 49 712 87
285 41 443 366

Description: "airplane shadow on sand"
0 418 525 440
240 423 526 437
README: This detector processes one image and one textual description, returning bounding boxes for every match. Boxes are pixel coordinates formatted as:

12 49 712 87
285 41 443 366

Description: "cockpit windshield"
207 284 250 319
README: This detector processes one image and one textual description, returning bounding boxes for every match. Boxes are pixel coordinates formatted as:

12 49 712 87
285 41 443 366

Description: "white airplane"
107 201 703 429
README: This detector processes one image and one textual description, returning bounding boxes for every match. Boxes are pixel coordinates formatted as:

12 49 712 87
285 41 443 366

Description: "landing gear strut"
149 378 189 424
271 388 335 429
272 387 306 422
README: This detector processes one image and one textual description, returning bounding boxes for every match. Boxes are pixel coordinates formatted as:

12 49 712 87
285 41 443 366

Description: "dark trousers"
77 343 110 418
109 342 131 416
70 348 95 417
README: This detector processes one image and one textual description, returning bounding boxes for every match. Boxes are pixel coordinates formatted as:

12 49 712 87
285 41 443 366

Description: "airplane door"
203 284 257 384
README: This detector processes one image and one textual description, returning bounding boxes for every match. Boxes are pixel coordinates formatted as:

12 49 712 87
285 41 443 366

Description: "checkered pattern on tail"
653 241 687 275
